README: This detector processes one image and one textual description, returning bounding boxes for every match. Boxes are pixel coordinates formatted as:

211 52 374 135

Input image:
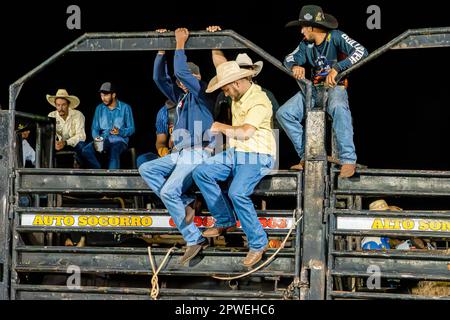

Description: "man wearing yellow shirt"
192 61 276 267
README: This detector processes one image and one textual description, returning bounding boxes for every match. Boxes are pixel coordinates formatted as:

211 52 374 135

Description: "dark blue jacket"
153 50 214 151
284 30 368 78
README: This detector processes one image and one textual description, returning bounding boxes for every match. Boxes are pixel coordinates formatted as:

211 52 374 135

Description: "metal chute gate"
1 28 449 300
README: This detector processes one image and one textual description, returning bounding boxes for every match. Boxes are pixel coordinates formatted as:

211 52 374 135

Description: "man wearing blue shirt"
139 28 214 265
276 5 368 178
82 82 135 169
136 99 176 168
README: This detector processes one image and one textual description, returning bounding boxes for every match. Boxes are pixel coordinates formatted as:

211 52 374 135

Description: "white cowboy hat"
235 53 263 77
206 61 256 93
46 89 80 109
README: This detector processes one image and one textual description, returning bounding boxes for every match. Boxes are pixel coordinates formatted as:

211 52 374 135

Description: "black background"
1 0 450 170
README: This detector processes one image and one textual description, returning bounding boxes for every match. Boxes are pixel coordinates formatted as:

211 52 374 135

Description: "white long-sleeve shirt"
22 139 35 166
48 109 86 147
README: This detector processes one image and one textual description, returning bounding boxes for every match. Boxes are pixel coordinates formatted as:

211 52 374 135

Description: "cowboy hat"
16 122 32 133
285 5 338 30
206 61 256 93
46 89 80 109
369 199 403 211
235 53 263 77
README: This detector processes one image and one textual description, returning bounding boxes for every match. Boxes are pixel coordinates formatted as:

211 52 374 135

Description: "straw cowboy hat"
369 199 402 211
46 89 80 109
235 53 263 77
206 61 256 93
285 5 338 30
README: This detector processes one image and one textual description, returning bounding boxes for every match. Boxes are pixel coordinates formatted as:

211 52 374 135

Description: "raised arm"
153 29 178 102
173 28 201 96
206 26 228 67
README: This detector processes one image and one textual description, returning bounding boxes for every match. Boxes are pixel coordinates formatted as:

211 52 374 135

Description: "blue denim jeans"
192 148 274 251
61 141 86 166
82 139 128 169
136 152 159 168
139 148 210 246
276 86 356 164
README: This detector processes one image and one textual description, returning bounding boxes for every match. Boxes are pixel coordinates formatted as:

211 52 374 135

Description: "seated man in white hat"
192 61 276 268
206 26 280 129
47 89 87 166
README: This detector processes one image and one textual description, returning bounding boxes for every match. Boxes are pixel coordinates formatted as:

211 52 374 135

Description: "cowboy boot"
339 164 356 178
179 239 208 265
290 160 305 171
242 247 267 267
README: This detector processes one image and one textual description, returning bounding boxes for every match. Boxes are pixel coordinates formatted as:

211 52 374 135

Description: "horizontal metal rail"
333 168 450 177
333 190 450 197
332 230 450 238
15 226 293 236
15 169 301 196
13 285 285 299
330 291 450 300
330 271 450 281
331 250 450 261
15 112 54 124
15 246 295 256
14 266 295 278
16 207 294 216
14 246 296 279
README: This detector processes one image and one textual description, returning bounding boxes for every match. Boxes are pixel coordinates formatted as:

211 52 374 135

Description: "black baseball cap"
99 82 116 93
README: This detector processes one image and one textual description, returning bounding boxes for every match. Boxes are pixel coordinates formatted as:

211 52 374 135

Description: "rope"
283 277 303 300
212 209 303 281
147 246 176 300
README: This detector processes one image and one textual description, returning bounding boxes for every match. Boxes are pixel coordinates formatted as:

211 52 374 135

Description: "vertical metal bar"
301 85 328 300
294 172 303 299
10 171 21 300
0 111 11 300
326 148 340 300
35 123 42 169
33 124 42 208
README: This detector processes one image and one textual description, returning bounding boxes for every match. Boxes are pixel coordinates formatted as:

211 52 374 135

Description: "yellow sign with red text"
337 217 450 232
21 214 292 229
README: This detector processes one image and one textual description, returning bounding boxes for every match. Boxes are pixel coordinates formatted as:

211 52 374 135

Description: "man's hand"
157 147 170 158
175 28 189 49
55 140 65 151
206 25 221 32
210 122 224 134
156 29 169 54
325 68 338 87
110 127 119 135
292 66 306 80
